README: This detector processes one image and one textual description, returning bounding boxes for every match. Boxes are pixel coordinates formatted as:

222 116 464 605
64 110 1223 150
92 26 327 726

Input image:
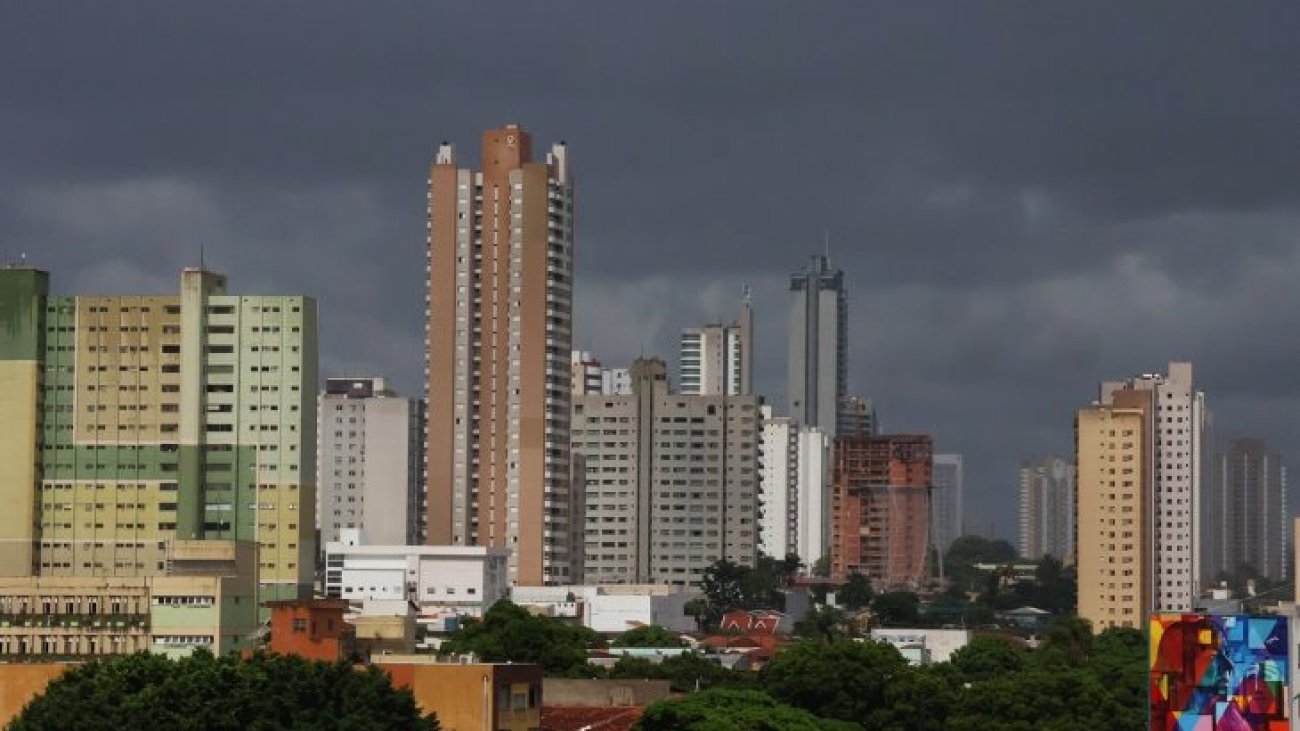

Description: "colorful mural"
1150 614 1290 731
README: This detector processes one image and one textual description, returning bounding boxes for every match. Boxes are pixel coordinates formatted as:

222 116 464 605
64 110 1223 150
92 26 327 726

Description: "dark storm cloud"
3 1 1300 538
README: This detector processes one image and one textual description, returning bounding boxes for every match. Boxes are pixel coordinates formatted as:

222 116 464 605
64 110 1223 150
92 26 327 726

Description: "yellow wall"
1076 406 1147 632
0 362 39 576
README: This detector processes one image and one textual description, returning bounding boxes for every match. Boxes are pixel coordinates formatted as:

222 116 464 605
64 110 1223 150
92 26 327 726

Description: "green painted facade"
0 268 48 361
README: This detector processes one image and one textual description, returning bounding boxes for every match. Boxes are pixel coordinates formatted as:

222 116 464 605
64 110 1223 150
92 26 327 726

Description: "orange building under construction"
830 434 933 591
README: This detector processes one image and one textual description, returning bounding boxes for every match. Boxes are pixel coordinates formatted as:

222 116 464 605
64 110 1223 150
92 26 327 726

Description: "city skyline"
5 3 1300 540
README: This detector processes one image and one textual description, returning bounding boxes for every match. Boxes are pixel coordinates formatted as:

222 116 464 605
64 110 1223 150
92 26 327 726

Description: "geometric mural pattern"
1150 614 1290 731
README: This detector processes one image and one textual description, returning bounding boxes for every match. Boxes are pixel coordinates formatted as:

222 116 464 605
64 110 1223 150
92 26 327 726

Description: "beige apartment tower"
1076 391 1151 632
425 125 578 585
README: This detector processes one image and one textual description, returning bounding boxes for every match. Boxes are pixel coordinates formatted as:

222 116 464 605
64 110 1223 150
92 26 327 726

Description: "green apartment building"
0 266 318 606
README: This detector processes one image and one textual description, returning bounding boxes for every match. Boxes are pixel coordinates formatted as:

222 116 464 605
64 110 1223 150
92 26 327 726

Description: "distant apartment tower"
789 255 846 437
830 434 932 590
571 351 603 395
1017 456 1075 561
1207 438 1288 582
837 395 876 439
679 292 752 396
317 377 422 546
571 357 761 586
1076 397 1149 631
1099 362 1206 612
571 350 631 396
759 408 798 560
931 454 964 554
0 267 317 605
424 124 579 585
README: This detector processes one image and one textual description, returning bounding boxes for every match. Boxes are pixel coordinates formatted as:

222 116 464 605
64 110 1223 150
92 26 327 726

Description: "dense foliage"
10 650 438 731
636 689 852 731
612 625 687 648
635 619 1146 730
439 600 605 675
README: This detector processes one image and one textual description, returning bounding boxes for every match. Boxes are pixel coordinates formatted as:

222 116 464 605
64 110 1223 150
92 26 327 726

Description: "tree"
1037 615 1093 668
759 639 907 724
871 591 920 627
636 689 848 731
440 600 604 675
943 536 1018 594
10 650 438 731
866 664 962 731
700 559 750 615
1030 555 1077 614
949 635 1025 681
836 573 873 610
793 604 852 643
945 667 1132 731
612 625 687 648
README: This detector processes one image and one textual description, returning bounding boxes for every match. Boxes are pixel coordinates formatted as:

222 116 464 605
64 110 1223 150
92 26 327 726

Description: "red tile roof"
542 706 644 731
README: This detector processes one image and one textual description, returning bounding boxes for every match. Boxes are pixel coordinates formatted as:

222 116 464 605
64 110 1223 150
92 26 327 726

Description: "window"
292 618 307 633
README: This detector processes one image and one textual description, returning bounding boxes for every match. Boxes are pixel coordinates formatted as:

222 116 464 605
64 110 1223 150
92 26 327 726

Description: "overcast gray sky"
4 2 1298 540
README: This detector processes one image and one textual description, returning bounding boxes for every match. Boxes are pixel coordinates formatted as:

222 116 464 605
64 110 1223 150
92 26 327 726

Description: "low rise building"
323 531 509 617
0 540 258 660
374 657 543 731
510 584 694 635
868 628 971 665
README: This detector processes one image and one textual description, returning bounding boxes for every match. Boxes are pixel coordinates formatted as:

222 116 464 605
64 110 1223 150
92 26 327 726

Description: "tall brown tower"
425 125 578 585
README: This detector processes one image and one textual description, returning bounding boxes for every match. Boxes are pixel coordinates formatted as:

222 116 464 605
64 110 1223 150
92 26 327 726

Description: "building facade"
1207 438 1288 582
1100 362 1205 613
323 532 509 616
0 266 316 605
1075 399 1149 631
930 454 963 555
758 408 797 560
0 540 258 660
571 357 762 586
829 434 932 590
836 395 876 440
571 351 631 396
1017 456 1076 561
424 124 579 586
317 377 422 546
788 255 846 438
679 293 752 396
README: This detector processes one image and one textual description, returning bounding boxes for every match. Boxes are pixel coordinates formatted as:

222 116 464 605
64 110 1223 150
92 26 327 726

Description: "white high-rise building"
1017 456 1075 561
759 407 798 559
317 377 423 547
759 407 831 567
931 454 964 554
795 427 831 567
1100 362 1206 613
679 293 752 396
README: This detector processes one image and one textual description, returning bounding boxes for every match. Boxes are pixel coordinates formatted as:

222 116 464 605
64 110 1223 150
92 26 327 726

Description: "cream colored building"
0 540 258 659
1076 397 1150 632
0 266 317 608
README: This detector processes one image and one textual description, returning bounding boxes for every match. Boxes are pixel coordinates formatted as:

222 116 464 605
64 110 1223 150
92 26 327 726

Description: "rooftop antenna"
200 240 206 271
823 229 830 263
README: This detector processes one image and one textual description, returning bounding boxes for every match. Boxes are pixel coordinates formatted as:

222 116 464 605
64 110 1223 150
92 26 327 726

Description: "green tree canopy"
943 535 1018 593
636 689 850 731
10 651 438 731
1037 615 1094 668
793 604 853 644
612 625 687 648
836 573 874 610
759 639 907 724
870 591 920 627
949 635 1025 681
440 600 604 675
